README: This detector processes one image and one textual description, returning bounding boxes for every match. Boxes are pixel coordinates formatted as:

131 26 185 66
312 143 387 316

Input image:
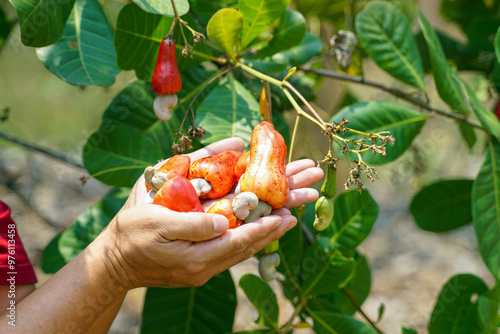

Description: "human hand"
125 137 324 210
97 203 296 289
97 137 323 289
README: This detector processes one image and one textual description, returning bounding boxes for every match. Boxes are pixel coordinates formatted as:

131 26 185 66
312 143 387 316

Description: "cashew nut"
144 166 168 192
232 191 258 220
258 252 281 281
244 200 272 224
190 178 212 197
153 94 178 121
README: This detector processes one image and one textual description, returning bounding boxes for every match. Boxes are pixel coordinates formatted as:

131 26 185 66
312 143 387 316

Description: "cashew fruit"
145 155 190 192
313 196 334 231
320 162 337 199
151 37 182 95
239 121 289 209
188 150 241 199
207 199 240 229
153 176 204 213
234 150 250 180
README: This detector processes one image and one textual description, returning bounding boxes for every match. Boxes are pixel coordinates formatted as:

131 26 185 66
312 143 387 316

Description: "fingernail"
272 217 283 230
213 215 229 234
285 218 297 231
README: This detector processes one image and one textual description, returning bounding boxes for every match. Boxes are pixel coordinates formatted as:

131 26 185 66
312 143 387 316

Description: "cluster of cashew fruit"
142 121 289 281
151 36 182 121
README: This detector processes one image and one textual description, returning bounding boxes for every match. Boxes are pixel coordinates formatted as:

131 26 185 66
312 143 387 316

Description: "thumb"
148 206 229 241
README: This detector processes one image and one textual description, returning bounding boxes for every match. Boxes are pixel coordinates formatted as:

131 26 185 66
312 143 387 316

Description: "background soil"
0 0 495 333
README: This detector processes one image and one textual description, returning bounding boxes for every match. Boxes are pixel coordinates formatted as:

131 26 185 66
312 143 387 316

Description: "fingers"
284 188 320 209
128 205 229 242
288 166 324 190
188 137 245 162
194 214 295 263
193 215 297 277
286 159 316 176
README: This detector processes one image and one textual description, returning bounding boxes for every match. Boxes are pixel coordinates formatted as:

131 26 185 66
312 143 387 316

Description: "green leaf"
241 57 288 73
462 79 500 139
36 0 120 86
239 0 291 49
401 327 418 334
311 254 371 316
256 9 306 58
83 127 161 187
58 188 129 262
330 102 428 165
0 8 11 49
466 17 499 56
410 179 473 232
189 0 239 26
440 0 490 32
40 234 66 274
207 8 243 59
132 0 189 16
277 218 303 302
417 11 472 117
472 138 500 281
196 76 262 149
114 3 212 80
239 274 279 329
429 274 488 334
301 238 355 297
495 26 500 63
83 67 217 187
272 32 323 67
323 189 379 251
312 312 377 334
477 285 500 333
458 123 477 149
141 271 236 334
356 1 425 90
10 0 75 47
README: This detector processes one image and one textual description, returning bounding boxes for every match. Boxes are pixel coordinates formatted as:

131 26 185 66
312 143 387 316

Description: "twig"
343 286 384 334
0 131 84 169
300 67 485 131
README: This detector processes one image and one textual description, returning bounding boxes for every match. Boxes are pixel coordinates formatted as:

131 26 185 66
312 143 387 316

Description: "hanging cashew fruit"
151 37 182 95
314 162 337 231
188 150 241 199
151 37 182 121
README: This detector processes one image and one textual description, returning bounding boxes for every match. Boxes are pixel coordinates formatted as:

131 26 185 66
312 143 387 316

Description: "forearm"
0 236 128 333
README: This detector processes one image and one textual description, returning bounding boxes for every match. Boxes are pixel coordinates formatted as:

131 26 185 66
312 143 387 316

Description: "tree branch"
300 67 485 131
343 286 384 333
0 131 84 169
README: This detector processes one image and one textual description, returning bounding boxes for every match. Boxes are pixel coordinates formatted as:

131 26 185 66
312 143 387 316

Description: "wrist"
88 231 134 294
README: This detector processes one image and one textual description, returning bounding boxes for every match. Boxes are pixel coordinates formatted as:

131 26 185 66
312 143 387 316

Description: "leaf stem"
282 81 325 126
300 67 485 131
282 89 325 129
289 114 301 164
343 286 384 334
281 301 305 333
237 62 283 87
